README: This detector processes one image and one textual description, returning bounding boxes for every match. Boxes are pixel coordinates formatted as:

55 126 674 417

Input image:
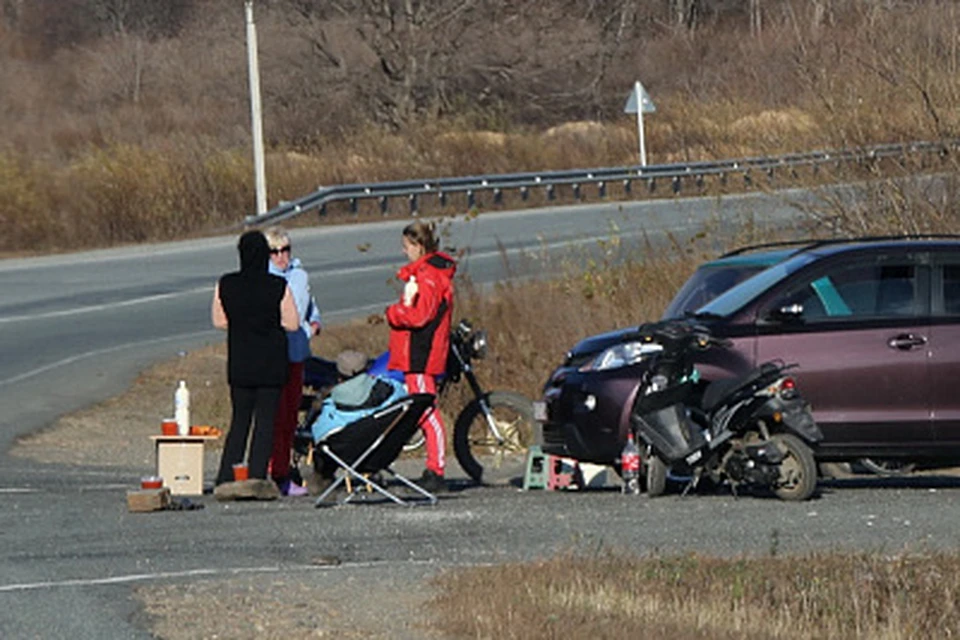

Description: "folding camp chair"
314 393 437 507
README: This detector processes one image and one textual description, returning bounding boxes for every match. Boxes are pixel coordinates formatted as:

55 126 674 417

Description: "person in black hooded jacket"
211 230 299 500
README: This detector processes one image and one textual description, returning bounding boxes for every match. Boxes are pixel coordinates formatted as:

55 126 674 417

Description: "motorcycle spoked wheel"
770 433 818 501
453 391 537 485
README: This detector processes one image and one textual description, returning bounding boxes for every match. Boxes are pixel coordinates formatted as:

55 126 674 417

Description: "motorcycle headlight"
470 330 488 359
579 341 661 372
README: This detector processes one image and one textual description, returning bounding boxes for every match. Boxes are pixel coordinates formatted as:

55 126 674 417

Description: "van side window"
943 265 960 315
774 261 920 321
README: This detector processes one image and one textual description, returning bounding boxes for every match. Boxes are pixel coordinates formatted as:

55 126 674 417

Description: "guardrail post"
623 179 632 195
695 175 704 190
467 190 476 210
318 204 326 219
379 196 388 215
439 191 447 207
520 186 529 201
743 172 752 188
597 181 606 199
672 176 681 194
409 193 418 215
647 178 656 193
546 184 555 201
766 167 775 183
350 198 358 215
719 172 728 187
572 183 581 200
493 188 503 206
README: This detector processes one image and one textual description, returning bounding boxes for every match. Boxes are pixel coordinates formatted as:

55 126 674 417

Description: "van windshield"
696 253 819 318
661 265 767 319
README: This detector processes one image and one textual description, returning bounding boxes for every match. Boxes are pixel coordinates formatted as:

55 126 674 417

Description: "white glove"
403 276 418 306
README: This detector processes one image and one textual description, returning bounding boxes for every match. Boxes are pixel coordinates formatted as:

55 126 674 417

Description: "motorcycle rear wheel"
453 391 537 485
771 433 818 501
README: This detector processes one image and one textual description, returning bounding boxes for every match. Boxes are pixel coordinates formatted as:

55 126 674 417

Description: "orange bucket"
161 419 178 436
232 463 249 482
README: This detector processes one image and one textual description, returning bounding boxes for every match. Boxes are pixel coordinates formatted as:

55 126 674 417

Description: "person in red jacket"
385 221 457 493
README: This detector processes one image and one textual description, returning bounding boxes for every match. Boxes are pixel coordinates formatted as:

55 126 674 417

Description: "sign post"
623 81 656 166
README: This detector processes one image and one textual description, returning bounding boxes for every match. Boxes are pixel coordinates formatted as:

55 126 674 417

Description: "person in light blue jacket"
265 226 322 497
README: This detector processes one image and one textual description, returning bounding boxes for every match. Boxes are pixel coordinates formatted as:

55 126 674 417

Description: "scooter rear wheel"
771 433 818 501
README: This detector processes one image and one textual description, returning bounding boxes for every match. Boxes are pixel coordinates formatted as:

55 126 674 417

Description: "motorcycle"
295 319 536 485
630 321 822 501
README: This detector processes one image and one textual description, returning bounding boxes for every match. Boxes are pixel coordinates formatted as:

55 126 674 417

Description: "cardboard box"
126 488 171 513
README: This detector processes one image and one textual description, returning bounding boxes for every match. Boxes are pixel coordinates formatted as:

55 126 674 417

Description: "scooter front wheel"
453 391 537 485
644 455 668 497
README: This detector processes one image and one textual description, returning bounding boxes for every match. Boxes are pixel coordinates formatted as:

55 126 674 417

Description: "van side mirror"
766 303 804 323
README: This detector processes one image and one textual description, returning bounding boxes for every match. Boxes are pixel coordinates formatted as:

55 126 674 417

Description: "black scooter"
630 321 822 501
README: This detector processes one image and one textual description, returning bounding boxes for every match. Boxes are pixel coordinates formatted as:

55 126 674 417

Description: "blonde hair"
263 225 290 250
402 220 439 254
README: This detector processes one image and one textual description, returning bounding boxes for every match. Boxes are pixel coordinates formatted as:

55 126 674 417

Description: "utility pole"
245 1 267 216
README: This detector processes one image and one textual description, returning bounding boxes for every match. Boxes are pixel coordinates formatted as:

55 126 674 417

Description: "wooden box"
149 435 217 496
126 487 171 513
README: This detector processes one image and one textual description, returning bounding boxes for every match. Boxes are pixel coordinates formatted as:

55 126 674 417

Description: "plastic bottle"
403 276 418 306
174 380 190 436
621 431 641 495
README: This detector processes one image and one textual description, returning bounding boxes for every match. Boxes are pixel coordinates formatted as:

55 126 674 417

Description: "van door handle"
887 334 927 350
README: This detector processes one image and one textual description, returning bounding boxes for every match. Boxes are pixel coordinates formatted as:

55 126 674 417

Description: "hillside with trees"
0 1 957 250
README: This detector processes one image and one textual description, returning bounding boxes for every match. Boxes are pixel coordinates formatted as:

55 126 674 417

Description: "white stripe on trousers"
409 373 445 473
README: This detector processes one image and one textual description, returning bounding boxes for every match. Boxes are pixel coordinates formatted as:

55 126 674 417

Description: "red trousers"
404 373 446 475
270 361 304 482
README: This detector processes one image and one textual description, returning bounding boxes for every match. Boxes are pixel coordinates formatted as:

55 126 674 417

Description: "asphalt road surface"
6 190 958 638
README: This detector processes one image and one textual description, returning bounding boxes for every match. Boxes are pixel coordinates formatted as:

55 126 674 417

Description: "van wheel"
858 458 916 477
644 455 667 497
771 433 817 501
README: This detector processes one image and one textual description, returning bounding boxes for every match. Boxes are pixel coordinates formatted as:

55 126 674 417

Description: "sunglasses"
269 245 291 255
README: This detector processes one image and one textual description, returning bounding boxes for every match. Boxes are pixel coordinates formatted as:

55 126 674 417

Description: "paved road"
12 189 947 638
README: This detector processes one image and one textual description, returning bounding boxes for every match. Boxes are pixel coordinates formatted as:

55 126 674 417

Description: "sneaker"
280 479 309 497
417 469 447 494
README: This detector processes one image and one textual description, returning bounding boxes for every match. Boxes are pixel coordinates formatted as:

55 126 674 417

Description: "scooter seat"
701 362 780 413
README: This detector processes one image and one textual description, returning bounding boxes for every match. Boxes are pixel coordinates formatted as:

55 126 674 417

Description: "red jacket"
386 251 456 375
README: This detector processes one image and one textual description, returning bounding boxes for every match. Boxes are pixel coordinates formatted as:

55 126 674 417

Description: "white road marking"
0 488 38 494
0 330 216 388
0 559 440 593
0 287 212 324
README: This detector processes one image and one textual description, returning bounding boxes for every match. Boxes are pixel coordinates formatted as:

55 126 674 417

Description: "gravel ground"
136 562 447 640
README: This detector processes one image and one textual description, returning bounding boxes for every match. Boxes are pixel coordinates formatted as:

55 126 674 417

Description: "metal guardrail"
247 139 958 226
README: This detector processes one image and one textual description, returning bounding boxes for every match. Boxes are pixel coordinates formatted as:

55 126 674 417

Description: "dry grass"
430 550 960 639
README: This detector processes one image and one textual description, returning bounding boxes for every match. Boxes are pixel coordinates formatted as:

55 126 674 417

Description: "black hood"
567 326 642 359
238 231 270 273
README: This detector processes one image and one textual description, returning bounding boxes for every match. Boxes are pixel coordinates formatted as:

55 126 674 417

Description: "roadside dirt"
135 564 446 640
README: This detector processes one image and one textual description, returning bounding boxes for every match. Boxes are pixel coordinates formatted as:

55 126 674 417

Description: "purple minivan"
539 237 960 470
